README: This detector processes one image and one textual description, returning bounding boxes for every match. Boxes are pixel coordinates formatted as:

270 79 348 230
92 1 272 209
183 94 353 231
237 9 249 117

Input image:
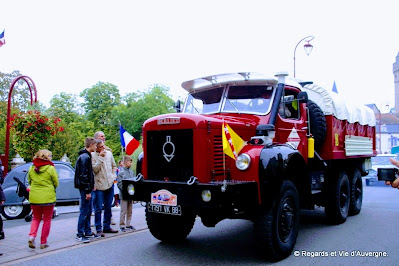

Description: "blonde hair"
33 149 53 161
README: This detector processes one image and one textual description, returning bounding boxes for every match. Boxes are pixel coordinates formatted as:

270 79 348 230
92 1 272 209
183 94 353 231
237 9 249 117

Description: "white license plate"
147 203 182 216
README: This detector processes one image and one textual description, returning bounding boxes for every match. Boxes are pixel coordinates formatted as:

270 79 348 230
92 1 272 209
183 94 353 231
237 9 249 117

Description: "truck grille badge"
163 136 175 162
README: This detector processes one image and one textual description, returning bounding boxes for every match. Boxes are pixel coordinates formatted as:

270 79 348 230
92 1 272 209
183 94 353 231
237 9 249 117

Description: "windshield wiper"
190 101 200 114
226 98 241 114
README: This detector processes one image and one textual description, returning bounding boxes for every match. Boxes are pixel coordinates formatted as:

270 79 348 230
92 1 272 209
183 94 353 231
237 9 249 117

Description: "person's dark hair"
85 137 96 148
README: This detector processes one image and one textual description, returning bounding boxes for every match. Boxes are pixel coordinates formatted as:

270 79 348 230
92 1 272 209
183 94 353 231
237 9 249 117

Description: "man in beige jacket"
92 139 118 234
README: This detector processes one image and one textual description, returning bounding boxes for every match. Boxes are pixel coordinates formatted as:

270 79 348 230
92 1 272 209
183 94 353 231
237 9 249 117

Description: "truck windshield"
183 85 274 114
222 85 274 114
184 87 224 114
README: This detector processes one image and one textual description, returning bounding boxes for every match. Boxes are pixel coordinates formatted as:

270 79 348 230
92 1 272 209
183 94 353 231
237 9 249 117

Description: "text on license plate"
147 203 182 216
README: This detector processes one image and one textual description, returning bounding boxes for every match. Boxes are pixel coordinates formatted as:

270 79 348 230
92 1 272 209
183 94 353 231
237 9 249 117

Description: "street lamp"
293 36 314 78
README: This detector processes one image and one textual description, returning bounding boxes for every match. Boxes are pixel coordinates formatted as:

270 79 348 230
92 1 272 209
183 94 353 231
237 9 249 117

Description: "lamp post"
293 36 314 78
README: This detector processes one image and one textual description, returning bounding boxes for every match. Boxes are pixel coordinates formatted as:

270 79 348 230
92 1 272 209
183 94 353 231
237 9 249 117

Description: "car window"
55 164 74 180
372 155 399 166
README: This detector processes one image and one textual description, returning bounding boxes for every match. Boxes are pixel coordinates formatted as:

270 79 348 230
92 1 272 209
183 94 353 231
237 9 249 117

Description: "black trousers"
0 215 3 233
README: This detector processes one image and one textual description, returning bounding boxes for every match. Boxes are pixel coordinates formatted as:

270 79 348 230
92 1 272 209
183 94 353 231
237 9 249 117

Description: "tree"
80 82 121 126
112 84 175 139
0 70 32 111
47 92 80 124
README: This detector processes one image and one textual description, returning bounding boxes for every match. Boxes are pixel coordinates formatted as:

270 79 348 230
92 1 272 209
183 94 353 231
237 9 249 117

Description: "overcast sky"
1 0 398 112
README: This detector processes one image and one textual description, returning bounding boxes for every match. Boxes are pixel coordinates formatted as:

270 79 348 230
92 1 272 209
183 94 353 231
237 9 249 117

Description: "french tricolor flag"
0 30 5 47
119 125 140 155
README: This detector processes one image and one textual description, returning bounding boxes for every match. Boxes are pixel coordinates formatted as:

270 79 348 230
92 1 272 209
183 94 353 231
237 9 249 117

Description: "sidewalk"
0 204 147 265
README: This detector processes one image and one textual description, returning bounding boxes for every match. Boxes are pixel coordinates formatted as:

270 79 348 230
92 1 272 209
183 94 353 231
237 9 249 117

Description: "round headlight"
201 190 212 202
127 184 135 195
236 153 251 170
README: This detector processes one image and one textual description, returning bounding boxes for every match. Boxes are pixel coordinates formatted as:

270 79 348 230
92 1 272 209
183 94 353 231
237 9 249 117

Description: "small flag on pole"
119 125 140 155
332 81 338 94
222 122 245 160
0 30 5 47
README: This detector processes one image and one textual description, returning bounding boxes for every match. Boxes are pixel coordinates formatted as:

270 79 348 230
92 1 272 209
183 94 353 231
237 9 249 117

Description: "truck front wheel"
254 180 300 261
325 171 350 224
146 207 196 243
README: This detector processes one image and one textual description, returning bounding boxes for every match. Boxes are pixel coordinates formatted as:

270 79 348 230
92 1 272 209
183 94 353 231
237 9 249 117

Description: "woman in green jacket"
28 149 59 249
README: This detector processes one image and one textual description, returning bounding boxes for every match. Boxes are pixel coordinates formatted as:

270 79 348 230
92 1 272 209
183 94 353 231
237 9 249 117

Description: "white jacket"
91 150 117 191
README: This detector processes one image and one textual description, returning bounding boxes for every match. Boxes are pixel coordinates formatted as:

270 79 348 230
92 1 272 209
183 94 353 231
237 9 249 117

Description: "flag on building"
0 30 5 47
119 125 140 155
222 122 245 160
332 81 338 93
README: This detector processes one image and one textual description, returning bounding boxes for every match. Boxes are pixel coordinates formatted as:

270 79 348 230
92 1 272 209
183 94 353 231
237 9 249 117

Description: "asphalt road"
8 183 399 266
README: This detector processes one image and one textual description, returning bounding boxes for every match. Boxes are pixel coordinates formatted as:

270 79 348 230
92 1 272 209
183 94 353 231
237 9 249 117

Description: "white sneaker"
28 236 35 249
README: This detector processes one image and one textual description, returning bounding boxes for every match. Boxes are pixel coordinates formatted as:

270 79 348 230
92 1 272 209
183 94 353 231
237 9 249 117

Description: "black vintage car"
0 161 80 219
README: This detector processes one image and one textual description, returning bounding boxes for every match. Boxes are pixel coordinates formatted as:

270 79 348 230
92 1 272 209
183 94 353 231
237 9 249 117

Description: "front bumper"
122 179 259 214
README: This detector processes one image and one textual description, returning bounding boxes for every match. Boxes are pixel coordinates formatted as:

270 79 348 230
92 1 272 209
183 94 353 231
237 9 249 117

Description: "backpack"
13 177 29 200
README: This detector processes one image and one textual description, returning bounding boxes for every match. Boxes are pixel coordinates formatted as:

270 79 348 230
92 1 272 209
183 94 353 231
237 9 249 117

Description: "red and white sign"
287 127 301 148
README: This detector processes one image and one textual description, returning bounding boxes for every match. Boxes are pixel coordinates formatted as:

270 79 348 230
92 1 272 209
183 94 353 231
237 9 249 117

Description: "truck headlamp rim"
127 184 135 195
236 153 251 170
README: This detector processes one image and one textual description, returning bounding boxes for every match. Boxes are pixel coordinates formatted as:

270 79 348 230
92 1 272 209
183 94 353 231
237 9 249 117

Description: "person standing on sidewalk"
0 158 5 242
75 137 98 243
27 149 59 249
92 139 118 234
117 156 136 231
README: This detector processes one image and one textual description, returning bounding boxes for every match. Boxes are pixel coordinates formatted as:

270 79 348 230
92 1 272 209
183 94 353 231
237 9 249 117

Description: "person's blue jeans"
92 184 114 232
77 190 92 237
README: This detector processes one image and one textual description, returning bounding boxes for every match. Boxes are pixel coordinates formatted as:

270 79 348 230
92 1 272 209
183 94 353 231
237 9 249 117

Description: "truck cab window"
280 90 300 119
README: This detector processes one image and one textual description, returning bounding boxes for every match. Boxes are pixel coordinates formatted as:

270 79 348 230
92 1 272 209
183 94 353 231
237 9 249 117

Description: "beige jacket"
91 150 117 191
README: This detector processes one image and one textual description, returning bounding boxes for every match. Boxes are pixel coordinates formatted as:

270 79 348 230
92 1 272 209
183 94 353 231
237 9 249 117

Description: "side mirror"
174 100 182 113
298 92 308 103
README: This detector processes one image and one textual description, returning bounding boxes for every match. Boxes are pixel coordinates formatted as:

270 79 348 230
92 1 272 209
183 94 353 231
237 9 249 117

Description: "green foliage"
1 71 177 168
0 71 32 111
113 84 175 139
80 82 121 125
10 110 64 160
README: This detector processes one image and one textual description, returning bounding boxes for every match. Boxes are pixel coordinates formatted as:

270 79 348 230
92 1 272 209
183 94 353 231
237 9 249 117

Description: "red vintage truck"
122 72 376 260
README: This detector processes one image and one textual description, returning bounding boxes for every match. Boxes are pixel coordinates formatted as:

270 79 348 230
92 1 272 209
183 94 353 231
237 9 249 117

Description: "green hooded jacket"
28 165 59 205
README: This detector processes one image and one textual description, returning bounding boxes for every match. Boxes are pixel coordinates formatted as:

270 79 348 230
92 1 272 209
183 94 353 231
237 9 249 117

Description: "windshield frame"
183 84 276 115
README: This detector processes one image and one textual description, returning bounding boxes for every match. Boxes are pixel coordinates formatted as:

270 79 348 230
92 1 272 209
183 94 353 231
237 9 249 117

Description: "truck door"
275 88 308 157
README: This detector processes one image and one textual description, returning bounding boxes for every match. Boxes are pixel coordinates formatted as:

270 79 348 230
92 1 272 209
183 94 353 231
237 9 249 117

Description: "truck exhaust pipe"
269 72 288 126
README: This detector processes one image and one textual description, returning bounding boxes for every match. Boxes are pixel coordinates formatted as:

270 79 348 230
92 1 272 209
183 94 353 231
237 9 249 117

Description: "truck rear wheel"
146 207 196 243
349 168 362 215
254 180 300 261
325 171 350 224
307 100 327 151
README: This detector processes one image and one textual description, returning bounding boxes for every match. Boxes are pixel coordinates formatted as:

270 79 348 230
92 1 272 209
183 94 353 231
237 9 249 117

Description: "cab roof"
181 72 302 93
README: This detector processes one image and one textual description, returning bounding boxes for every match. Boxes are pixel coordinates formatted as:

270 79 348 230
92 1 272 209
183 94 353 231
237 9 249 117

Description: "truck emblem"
163 136 175 162
158 117 180 125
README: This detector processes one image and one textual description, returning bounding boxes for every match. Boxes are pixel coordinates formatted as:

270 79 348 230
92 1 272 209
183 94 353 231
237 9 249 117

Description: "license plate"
147 203 182 216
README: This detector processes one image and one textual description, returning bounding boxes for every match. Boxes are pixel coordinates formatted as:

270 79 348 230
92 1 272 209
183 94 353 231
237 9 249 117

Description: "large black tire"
325 171 350 224
254 180 300 261
146 207 196 243
349 168 362 216
0 204 31 220
307 100 327 151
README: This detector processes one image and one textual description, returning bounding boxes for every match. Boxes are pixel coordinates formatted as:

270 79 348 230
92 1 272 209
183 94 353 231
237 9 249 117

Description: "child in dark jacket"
117 156 135 231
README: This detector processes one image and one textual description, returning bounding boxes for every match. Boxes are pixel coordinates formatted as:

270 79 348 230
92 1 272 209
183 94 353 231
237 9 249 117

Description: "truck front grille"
147 129 193 182
213 135 225 177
